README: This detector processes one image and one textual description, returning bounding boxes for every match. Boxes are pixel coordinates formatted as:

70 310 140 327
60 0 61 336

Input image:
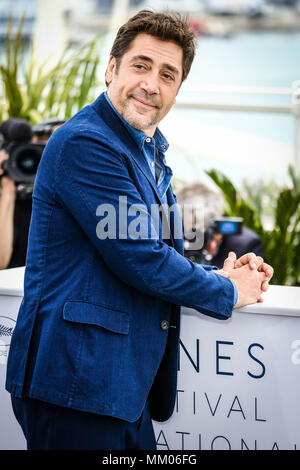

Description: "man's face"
206 234 223 256
106 33 183 136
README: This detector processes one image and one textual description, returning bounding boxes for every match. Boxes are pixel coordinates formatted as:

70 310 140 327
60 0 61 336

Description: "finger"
261 280 269 292
235 252 258 270
258 270 271 283
234 252 257 269
258 262 274 278
223 251 236 271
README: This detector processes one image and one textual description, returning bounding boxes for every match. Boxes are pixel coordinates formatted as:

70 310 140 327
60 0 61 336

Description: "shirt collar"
104 91 169 153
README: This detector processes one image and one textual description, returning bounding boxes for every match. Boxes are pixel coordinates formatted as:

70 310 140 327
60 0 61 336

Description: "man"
176 182 263 267
6 10 273 450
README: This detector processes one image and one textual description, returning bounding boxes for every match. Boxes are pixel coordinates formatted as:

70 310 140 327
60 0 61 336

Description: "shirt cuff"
230 279 238 307
210 265 238 307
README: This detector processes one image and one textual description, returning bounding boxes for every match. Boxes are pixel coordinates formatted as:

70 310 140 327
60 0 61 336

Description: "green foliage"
206 166 300 286
0 15 102 124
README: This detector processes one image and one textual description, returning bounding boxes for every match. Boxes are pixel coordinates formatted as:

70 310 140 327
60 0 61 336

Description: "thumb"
215 269 230 278
223 251 237 272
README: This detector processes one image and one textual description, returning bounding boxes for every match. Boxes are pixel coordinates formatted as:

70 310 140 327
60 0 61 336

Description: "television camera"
0 118 64 198
184 216 243 264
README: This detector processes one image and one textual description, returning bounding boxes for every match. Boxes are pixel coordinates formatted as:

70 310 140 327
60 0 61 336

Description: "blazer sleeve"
54 130 235 320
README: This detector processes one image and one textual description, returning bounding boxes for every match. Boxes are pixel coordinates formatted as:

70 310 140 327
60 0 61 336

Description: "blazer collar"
91 93 166 207
91 93 184 252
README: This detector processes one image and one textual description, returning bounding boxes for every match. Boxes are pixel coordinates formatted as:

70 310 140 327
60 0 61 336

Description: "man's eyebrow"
162 63 179 76
130 55 180 75
130 55 153 64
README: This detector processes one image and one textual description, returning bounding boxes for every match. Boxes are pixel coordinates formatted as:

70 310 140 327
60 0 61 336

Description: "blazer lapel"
167 187 184 254
92 93 165 207
92 93 184 251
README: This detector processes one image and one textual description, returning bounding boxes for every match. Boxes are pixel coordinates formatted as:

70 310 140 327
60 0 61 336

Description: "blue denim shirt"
104 93 237 306
104 93 172 207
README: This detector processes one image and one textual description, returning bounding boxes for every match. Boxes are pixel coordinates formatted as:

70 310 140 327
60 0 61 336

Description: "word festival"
151 336 300 450
155 429 299 451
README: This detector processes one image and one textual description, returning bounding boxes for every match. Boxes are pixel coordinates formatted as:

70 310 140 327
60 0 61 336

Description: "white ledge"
0 267 25 297
234 284 300 317
0 267 299 318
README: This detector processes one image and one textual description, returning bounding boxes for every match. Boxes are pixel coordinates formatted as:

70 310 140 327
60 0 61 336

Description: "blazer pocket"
62 300 129 335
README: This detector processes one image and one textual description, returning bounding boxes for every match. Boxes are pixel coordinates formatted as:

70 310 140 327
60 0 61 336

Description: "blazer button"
160 320 169 331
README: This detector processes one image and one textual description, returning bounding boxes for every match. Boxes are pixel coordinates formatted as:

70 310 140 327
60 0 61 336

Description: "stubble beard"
120 94 163 133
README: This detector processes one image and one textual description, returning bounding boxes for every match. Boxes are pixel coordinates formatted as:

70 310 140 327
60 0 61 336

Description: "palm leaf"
13 13 26 77
0 15 102 123
206 169 237 211
275 189 300 236
207 167 300 285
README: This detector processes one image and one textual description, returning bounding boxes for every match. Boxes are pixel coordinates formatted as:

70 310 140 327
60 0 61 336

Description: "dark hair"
109 9 197 83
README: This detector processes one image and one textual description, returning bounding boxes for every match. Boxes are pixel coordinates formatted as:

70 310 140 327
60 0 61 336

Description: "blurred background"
0 0 300 285
1 0 299 184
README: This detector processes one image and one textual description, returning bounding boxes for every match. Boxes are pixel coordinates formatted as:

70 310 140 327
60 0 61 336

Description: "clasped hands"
216 252 274 309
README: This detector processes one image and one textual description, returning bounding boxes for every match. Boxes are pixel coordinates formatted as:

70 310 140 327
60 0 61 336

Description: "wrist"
1 178 16 198
1 189 16 201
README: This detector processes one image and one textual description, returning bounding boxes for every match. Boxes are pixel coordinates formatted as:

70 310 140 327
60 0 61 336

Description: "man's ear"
105 55 116 86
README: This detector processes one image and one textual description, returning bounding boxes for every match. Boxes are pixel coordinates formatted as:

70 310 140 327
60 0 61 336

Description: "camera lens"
16 148 40 175
4 142 44 184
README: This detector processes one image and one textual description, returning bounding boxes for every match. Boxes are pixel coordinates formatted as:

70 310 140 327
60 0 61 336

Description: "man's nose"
140 72 159 95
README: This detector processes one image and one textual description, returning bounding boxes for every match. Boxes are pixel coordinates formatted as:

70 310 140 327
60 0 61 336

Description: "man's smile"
129 92 161 110
132 96 155 108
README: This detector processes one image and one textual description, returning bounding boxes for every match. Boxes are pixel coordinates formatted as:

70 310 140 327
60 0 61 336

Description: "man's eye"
162 73 174 81
133 64 146 70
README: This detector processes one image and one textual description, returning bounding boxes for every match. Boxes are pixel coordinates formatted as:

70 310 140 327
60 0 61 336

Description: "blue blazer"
6 93 234 423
